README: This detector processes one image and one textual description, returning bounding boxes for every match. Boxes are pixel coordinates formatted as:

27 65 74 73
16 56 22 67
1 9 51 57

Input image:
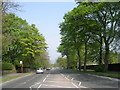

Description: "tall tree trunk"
66 55 70 69
84 42 87 71
99 35 103 65
77 48 81 71
104 43 109 72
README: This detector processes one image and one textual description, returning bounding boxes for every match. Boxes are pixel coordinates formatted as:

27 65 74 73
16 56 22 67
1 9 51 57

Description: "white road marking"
88 74 119 81
71 78 74 80
60 74 64 77
29 82 40 88
29 87 32 90
46 74 49 77
64 76 69 80
42 84 73 88
60 73 80 88
30 73 49 89
37 84 42 90
79 82 81 86
60 73 69 80
44 80 73 83
80 85 88 88
43 78 46 82
37 74 49 89
67 75 69 77
72 82 79 88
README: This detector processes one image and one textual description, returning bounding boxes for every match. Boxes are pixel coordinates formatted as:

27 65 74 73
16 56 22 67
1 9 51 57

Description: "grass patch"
81 70 120 78
0 75 20 83
0 72 34 83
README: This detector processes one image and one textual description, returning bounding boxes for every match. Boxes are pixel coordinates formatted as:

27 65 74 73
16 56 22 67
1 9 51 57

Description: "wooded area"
57 2 120 72
1 1 50 72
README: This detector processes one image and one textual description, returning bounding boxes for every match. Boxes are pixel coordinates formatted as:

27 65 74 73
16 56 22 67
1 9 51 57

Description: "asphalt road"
2 69 120 89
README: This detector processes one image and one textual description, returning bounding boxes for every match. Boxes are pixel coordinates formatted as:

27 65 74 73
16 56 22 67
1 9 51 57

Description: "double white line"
60 73 79 88
30 74 49 90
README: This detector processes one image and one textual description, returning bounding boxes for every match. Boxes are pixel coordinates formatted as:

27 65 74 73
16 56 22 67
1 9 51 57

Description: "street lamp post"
20 61 23 73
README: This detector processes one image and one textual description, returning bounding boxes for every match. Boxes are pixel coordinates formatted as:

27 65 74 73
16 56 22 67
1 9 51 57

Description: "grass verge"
81 70 120 78
0 75 20 82
0 72 34 83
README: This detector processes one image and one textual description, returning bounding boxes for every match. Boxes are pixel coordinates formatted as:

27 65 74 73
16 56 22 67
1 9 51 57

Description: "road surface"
2 69 120 90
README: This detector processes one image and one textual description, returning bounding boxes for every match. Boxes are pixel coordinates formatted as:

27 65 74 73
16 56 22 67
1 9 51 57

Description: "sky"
16 2 77 64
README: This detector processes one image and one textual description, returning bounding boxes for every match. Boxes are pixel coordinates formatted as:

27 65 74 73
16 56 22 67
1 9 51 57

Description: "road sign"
20 61 23 64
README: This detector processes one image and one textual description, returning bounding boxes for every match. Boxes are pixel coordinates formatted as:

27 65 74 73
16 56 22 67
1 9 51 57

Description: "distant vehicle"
36 68 44 74
46 68 51 70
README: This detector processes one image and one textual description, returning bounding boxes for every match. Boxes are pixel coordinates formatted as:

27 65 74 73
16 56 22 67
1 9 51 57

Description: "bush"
2 62 14 70
94 65 104 72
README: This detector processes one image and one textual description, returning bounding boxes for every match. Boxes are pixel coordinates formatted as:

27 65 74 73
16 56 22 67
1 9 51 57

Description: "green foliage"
109 51 119 64
58 2 120 72
82 70 120 78
2 13 49 69
94 65 104 72
2 62 14 70
56 57 67 68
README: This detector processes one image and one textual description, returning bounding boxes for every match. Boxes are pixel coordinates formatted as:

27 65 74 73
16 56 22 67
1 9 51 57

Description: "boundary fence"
81 63 120 72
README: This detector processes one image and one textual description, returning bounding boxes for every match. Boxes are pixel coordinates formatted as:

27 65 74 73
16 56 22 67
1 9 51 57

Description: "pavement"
1 69 120 89
0 73 24 79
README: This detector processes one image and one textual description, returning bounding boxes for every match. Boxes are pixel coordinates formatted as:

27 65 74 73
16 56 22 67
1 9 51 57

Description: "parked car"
46 68 51 70
36 68 44 74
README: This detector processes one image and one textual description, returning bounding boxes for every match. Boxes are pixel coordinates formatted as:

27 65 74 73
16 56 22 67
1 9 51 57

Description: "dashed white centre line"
30 74 49 89
43 78 47 82
46 75 49 77
60 74 64 77
37 74 49 89
60 73 70 81
71 78 74 80
37 84 42 90
64 76 69 80
79 82 81 86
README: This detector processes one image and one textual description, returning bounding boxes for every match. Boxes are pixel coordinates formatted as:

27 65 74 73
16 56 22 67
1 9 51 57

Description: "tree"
58 2 120 72
93 2 120 72
56 57 67 68
0 0 20 16
2 13 49 69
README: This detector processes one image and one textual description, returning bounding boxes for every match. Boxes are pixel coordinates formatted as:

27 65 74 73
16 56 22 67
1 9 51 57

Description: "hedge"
2 62 14 70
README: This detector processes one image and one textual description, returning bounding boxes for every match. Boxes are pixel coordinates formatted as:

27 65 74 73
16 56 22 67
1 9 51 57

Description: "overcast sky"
16 2 77 64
